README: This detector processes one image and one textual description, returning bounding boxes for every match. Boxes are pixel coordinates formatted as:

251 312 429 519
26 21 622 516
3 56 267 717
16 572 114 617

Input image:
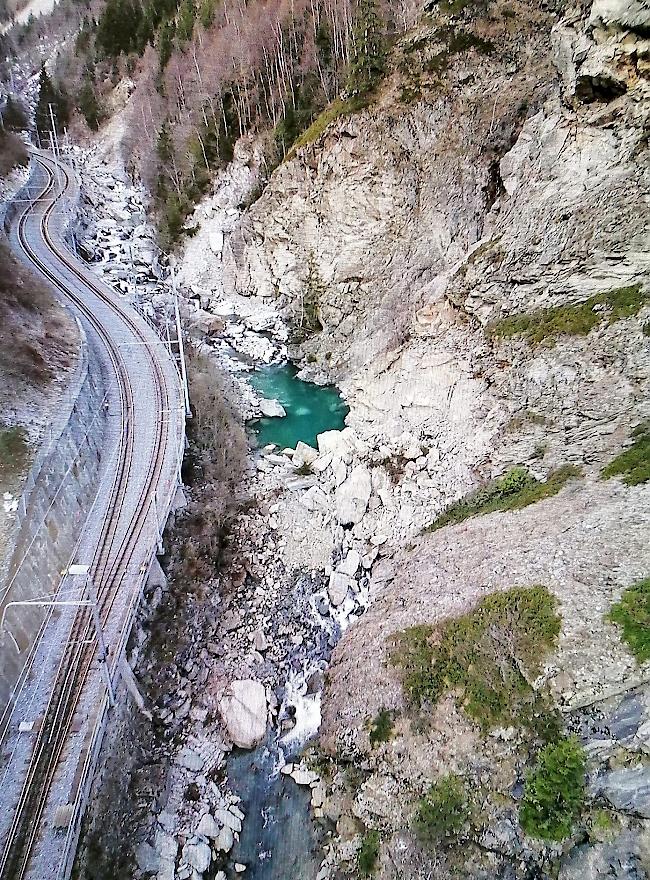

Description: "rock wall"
223 0 649 489
0 321 107 719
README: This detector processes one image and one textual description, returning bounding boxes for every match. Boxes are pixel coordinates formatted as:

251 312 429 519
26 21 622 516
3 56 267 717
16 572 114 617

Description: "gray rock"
337 549 361 577
597 765 650 816
334 465 372 525
328 572 353 606
214 825 235 852
176 748 205 772
214 808 243 832
259 398 286 418
196 813 220 839
589 0 650 32
292 441 319 467
608 694 646 741
559 833 647 879
135 841 160 875
182 839 212 873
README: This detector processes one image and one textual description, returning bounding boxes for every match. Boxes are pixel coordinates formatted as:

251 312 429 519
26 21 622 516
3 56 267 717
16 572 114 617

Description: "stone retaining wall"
0 317 107 721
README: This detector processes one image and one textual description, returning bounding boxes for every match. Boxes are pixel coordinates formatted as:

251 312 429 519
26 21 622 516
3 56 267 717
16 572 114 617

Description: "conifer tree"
96 0 143 57
158 19 175 70
176 0 195 42
347 0 386 95
35 67 69 142
2 96 28 131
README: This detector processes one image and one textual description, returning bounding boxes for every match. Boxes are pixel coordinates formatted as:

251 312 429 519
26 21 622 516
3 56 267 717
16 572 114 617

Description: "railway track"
0 154 184 880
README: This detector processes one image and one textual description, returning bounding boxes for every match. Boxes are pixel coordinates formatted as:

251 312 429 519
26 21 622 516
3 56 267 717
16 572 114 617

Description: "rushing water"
248 364 349 449
227 735 320 880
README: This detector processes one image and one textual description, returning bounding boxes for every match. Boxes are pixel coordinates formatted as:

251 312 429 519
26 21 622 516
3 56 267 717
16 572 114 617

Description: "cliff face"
217 0 650 876
227 0 649 486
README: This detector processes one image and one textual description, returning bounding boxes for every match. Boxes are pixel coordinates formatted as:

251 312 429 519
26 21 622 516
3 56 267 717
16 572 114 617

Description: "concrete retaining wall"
0 319 107 720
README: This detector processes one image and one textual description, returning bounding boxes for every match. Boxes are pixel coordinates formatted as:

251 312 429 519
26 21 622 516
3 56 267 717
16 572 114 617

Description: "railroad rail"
0 153 185 880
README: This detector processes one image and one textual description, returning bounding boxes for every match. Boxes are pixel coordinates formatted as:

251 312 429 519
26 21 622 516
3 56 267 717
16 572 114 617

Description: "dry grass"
170 346 249 584
0 239 76 389
0 130 28 178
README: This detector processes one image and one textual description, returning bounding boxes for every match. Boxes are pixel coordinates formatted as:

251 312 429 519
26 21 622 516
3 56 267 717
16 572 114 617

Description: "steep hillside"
0 238 78 565
190 0 650 875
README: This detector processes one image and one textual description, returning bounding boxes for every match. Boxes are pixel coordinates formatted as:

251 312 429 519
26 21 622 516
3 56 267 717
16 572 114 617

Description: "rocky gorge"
3 0 649 877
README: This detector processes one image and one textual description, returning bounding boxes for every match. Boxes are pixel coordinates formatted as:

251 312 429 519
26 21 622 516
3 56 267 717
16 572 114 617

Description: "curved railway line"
0 153 185 880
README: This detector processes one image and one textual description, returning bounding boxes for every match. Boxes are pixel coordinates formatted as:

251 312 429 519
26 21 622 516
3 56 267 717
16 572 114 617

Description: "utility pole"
48 102 59 158
171 268 191 418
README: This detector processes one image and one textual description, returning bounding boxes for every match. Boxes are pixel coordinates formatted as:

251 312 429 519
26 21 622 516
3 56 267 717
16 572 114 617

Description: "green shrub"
357 830 380 875
489 284 648 346
424 465 581 532
601 423 650 486
391 586 561 732
520 737 586 841
369 709 394 746
416 774 469 846
607 578 650 662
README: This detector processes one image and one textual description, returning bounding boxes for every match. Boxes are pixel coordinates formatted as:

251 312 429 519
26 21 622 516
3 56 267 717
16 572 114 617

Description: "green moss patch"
369 708 394 747
520 736 586 841
416 774 469 846
357 830 380 875
608 578 650 663
287 95 370 157
488 284 648 346
424 465 581 532
391 586 561 733
0 426 30 484
601 423 650 486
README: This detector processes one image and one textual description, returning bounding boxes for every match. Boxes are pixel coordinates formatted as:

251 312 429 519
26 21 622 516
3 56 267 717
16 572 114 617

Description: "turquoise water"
249 364 349 449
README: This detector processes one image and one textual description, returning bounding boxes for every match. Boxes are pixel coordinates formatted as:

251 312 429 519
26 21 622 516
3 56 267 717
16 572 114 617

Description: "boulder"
219 679 267 749
196 814 220 839
135 841 160 875
209 229 224 255
292 441 319 467
335 465 372 525
182 839 212 873
214 808 243 833
598 765 650 816
176 747 205 772
337 550 361 577
317 430 352 463
214 825 235 852
589 0 650 32
259 398 286 418
559 833 646 879
328 572 353 606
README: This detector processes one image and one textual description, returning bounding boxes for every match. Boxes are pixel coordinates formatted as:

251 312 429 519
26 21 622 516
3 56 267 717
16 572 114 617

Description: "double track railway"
0 154 185 880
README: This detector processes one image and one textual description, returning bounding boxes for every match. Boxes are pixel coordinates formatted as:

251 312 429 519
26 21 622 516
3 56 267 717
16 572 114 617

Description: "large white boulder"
328 572 353 606
292 441 319 467
219 679 267 749
317 429 353 463
259 398 286 418
589 0 650 31
182 839 212 873
334 464 372 525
